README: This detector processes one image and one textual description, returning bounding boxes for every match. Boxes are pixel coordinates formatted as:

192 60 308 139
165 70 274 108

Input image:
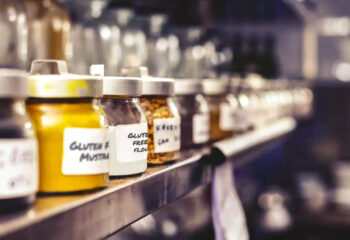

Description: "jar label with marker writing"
0 139 38 199
153 118 181 153
110 123 148 163
233 108 250 131
219 103 235 131
193 113 210 144
62 128 110 175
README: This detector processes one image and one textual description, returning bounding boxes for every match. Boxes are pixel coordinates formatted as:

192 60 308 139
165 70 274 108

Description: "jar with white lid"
203 78 235 141
0 69 38 213
139 74 181 164
26 60 109 193
174 79 210 149
101 75 148 176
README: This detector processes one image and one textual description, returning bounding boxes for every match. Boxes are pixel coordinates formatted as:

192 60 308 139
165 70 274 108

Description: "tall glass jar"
174 79 209 149
26 60 109 193
101 76 148 176
203 78 235 141
0 69 38 213
0 0 28 69
140 76 181 164
23 0 72 64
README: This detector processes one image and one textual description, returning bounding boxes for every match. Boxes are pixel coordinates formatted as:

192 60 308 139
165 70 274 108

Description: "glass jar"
24 0 72 64
140 76 180 164
203 78 235 141
101 76 148 176
174 79 209 149
228 76 247 133
0 69 38 213
0 0 28 69
26 60 109 193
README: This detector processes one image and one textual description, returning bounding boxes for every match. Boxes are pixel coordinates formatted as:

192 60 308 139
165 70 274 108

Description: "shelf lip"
0 118 296 240
213 118 296 158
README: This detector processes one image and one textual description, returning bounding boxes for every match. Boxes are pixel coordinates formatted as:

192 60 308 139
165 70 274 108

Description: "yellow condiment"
27 101 108 193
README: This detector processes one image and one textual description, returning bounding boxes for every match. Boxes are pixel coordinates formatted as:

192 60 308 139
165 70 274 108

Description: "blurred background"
3 0 350 239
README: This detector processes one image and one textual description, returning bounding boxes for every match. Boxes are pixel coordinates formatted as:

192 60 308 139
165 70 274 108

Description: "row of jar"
0 60 312 213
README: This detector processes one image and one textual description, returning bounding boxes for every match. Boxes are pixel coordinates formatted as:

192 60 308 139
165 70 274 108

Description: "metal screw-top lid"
202 78 228 95
29 60 102 98
0 69 28 98
122 66 174 96
90 64 142 96
174 79 202 95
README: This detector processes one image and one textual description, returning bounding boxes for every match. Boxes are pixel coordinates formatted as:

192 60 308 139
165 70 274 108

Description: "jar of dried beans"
140 76 181 164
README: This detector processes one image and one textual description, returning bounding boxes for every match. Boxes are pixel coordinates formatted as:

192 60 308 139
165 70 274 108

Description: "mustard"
27 101 108 192
27 60 109 193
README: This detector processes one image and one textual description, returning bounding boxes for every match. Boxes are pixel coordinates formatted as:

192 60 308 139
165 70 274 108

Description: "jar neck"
26 97 96 104
0 98 25 118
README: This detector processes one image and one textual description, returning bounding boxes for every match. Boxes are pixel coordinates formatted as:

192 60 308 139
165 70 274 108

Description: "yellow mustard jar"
26 60 109 193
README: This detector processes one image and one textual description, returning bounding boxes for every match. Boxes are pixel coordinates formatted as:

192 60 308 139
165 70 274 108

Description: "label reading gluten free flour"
193 113 210 144
62 128 110 175
110 123 148 163
0 139 38 199
154 118 180 153
219 103 236 131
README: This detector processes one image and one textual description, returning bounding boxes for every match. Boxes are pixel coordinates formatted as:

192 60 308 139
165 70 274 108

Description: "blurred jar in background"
0 0 28 69
175 27 205 79
24 0 71 65
109 7 147 74
141 14 180 77
65 0 116 74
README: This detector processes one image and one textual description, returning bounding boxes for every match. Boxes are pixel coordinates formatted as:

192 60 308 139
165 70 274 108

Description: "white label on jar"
110 123 148 164
193 113 210 144
234 108 250 131
0 139 38 199
219 103 235 131
62 128 110 175
153 118 181 153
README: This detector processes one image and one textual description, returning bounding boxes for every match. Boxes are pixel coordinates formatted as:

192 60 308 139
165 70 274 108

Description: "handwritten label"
219 103 236 131
153 118 180 153
110 123 148 167
62 128 110 175
233 108 251 131
0 139 38 199
193 113 210 144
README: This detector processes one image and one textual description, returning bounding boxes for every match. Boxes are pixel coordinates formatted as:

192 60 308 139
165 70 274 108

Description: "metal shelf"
0 117 296 240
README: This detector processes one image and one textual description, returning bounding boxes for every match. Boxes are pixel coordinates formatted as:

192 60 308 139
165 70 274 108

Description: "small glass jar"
101 76 148 176
140 76 181 164
0 69 38 213
26 60 109 193
174 79 210 149
203 78 234 141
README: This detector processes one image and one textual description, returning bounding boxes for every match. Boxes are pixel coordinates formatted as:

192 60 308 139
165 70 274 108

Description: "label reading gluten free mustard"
62 128 110 175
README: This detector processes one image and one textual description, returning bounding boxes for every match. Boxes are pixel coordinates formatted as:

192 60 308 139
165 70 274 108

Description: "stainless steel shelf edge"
0 118 296 240
214 118 296 158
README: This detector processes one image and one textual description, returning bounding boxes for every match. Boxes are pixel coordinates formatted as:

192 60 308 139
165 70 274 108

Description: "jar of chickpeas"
140 76 181 164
